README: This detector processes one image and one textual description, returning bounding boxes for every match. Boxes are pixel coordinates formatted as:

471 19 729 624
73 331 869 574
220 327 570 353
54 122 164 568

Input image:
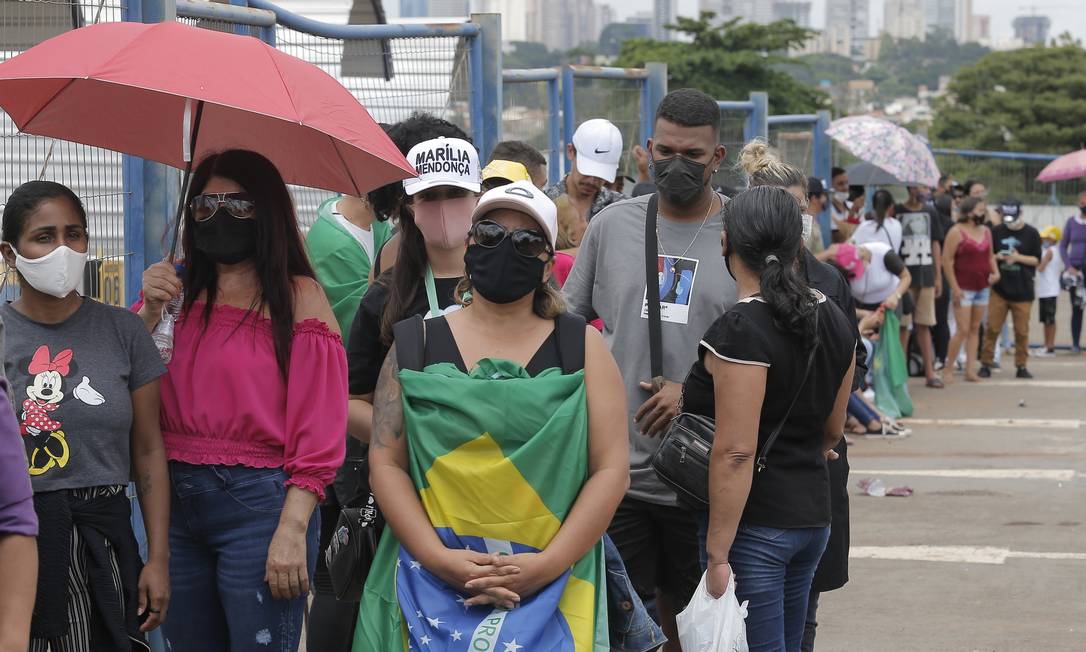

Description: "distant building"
884 0 926 40
533 0 602 50
825 0 869 56
954 0 972 42
774 2 811 26
971 14 989 41
924 0 955 35
1013 15 1051 46
846 79 876 114
699 0 810 27
400 0 427 17
653 0 676 40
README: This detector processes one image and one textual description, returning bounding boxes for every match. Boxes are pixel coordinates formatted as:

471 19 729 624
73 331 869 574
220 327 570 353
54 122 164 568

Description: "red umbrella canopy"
0 20 414 196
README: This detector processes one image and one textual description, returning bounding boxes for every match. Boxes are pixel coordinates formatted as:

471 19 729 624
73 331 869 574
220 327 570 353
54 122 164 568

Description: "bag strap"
555 312 587 375
392 314 426 372
644 194 664 386
756 309 820 473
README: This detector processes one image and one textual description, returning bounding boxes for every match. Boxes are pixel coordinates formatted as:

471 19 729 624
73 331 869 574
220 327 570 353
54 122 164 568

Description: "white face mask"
833 190 849 204
12 245 88 298
801 213 814 243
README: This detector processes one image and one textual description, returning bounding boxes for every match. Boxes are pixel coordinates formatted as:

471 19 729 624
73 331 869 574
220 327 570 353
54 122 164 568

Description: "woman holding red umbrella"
138 150 347 651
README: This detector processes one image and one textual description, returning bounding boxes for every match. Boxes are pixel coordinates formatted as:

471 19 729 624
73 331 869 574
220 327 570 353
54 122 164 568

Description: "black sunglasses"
470 219 552 259
189 192 256 222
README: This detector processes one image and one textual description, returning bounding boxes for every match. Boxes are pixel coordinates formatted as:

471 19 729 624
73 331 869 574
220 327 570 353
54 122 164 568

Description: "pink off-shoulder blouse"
160 302 347 499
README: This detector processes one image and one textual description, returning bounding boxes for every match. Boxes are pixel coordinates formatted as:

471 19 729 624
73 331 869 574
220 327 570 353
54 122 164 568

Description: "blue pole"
562 66 575 176
228 0 249 36
643 62 667 147
467 25 485 154
471 13 502 161
748 91 768 142
814 110 833 247
547 76 561 185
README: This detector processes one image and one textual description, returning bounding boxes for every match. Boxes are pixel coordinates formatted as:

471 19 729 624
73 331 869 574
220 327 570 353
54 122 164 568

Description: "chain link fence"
769 123 814 178
714 108 751 193
501 77 557 179
568 77 646 183
933 151 1079 206
1 0 128 304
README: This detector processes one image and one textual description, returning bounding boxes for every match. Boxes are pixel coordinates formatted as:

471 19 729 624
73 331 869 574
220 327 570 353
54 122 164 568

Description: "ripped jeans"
162 463 320 652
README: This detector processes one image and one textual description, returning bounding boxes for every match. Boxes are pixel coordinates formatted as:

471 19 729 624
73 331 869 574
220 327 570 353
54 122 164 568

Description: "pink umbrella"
0 20 414 206
1036 149 1086 183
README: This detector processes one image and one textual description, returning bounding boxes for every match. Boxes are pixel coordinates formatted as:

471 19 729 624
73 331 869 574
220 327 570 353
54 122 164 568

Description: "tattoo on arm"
372 349 404 449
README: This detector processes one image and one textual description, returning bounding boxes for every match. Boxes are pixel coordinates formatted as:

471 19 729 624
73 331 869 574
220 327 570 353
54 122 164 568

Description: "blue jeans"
162 463 320 652
696 516 830 652
603 534 667 652
847 393 880 427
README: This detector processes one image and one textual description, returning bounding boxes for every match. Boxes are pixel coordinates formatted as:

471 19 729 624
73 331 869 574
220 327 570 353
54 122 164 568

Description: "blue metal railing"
768 111 833 244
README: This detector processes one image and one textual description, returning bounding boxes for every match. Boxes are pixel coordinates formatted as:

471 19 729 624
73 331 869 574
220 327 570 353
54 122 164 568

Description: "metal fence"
0 0 129 304
561 64 666 183
501 68 560 185
931 149 1079 206
715 93 768 192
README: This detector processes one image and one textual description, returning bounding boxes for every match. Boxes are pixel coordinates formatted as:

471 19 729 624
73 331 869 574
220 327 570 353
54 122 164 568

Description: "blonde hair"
554 194 582 250
738 139 807 190
454 277 566 319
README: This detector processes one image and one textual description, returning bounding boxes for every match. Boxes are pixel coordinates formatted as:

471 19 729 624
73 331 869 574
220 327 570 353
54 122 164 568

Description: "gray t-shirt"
2 299 166 493
563 193 737 506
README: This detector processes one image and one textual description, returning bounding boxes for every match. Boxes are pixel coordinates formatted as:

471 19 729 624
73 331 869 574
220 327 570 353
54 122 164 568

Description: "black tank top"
423 317 562 376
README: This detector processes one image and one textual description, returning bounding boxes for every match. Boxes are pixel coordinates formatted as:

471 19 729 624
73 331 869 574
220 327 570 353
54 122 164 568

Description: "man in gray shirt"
563 89 736 649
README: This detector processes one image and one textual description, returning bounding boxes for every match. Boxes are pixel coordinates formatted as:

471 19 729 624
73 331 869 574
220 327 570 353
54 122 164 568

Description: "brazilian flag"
353 358 608 651
873 309 914 418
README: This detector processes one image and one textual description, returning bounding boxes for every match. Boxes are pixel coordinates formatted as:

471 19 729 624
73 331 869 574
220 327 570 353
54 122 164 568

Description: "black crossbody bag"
645 194 819 508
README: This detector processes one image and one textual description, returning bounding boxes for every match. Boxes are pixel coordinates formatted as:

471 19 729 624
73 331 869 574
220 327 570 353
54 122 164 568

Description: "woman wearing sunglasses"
355 180 629 651
1 180 170 650
137 149 347 651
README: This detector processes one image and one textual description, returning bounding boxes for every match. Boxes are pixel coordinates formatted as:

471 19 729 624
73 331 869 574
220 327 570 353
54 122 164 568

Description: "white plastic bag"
676 570 749 652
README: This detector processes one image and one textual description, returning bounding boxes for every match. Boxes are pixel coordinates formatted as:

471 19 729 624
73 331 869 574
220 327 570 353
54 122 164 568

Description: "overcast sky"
613 0 1086 43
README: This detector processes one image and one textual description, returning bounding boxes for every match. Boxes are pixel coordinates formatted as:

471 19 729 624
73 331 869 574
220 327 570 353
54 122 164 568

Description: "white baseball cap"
572 119 623 183
403 137 481 196
471 180 558 248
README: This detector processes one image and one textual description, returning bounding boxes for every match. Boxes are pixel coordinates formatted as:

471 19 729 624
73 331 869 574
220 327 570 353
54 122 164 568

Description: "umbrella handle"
168 100 205 262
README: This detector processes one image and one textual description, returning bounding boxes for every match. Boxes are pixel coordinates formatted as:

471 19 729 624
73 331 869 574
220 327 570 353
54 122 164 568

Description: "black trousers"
933 278 951 362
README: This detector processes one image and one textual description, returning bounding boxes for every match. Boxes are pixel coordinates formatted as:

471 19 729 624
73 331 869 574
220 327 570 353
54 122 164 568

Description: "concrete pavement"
815 352 1086 651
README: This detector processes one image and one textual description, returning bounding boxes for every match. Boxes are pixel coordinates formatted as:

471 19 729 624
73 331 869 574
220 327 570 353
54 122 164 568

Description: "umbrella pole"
168 100 205 262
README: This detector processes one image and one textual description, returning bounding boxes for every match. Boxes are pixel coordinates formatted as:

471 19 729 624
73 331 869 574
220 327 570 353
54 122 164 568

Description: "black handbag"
643 193 818 507
324 458 384 602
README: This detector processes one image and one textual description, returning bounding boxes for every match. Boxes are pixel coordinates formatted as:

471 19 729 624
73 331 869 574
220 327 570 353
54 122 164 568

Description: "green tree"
873 28 989 104
931 43 1086 153
503 41 561 69
614 13 830 114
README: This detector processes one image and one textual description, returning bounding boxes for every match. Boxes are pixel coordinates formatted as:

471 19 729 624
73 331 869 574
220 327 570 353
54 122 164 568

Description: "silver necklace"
656 193 718 273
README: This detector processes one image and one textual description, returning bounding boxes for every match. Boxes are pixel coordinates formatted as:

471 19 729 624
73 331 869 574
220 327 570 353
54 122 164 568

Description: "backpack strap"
555 312 587 375
392 314 426 373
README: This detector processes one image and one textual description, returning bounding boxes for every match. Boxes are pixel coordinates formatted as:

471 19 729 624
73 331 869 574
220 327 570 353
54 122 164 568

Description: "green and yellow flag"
353 358 608 652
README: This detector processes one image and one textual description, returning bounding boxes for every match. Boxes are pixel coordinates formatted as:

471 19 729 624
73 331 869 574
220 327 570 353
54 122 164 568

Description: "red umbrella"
1036 149 1086 183
0 20 413 215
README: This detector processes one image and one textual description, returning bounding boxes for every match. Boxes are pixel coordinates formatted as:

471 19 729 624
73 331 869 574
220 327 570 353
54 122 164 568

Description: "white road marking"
971 380 1086 388
851 545 1086 564
900 417 1080 429
849 468 1077 481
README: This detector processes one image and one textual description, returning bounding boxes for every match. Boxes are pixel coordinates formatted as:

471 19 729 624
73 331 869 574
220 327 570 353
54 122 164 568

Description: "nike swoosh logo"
594 147 610 154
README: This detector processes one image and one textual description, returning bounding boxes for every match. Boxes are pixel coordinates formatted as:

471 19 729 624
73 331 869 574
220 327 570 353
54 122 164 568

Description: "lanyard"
424 264 441 318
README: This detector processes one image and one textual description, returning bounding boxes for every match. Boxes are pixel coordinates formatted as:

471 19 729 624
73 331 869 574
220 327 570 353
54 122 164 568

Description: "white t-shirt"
850 241 902 306
852 217 903 252
1037 242 1063 299
331 201 375 261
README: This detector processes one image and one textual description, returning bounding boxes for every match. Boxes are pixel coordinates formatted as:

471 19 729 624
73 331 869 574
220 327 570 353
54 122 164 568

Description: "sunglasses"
470 219 551 259
189 192 256 222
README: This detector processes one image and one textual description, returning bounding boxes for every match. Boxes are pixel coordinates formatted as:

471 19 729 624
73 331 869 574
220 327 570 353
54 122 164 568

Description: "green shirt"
305 196 392 344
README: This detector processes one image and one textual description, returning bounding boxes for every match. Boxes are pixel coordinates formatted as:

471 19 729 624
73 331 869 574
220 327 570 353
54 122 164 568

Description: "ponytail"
723 186 818 347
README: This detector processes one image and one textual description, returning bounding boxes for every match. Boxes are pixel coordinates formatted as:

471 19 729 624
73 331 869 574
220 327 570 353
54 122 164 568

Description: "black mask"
194 209 258 264
971 214 986 225
464 239 546 304
1080 205 1086 216
653 156 709 207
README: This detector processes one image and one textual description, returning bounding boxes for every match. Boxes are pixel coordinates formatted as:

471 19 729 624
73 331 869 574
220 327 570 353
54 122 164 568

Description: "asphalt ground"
815 299 1086 651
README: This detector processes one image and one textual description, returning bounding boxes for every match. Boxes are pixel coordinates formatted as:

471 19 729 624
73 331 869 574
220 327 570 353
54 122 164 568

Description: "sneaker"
1016 366 1034 379
934 359 946 372
990 361 1002 370
978 365 992 379
1033 349 1053 358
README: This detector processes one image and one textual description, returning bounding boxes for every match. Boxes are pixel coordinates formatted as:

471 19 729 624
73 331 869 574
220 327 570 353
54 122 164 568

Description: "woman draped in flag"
354 181 629 651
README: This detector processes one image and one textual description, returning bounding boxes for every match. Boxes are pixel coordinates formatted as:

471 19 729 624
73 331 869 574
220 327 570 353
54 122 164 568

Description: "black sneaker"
1016 366 1033 379
978 365 992 378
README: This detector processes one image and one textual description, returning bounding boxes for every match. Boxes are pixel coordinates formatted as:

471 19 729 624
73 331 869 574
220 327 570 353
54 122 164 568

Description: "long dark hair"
724 186 818 345
373 114 470 344
181 149 315 377
871 189 894 228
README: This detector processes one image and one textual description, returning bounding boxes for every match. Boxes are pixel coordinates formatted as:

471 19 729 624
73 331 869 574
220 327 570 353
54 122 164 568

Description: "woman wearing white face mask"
1 181 171 649
346 135 482 445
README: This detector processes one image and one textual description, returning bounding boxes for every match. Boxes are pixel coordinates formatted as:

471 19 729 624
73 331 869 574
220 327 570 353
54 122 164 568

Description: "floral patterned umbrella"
826 116 940 187
1036 149 1086 183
